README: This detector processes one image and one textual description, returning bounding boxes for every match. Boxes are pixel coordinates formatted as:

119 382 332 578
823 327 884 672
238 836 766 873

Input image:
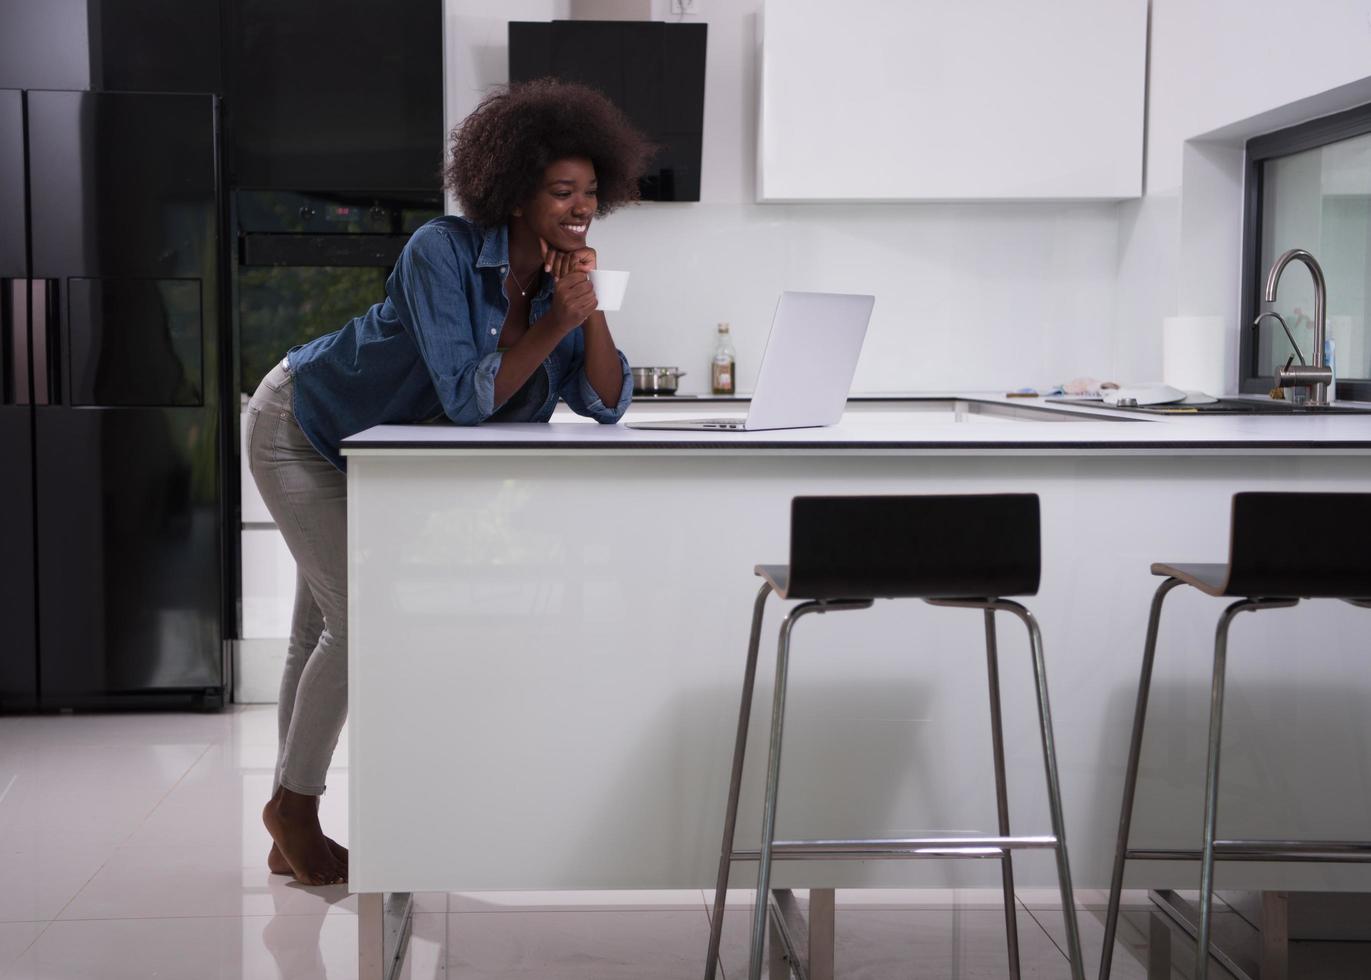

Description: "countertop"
341 392 1371 456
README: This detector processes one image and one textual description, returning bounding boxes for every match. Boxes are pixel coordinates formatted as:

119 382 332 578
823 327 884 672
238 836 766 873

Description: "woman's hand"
547 271 598 335
541 241 597 279
539 240 599 333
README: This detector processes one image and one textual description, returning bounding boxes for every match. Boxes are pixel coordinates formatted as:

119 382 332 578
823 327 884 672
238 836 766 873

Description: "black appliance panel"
0 92 25 278
0 376 37 709
0 0 91 92
509 21 708 202
88 0 223 95
225 0 443 191
28 91 219 280
34 407 222 702
0 91 37 709
25 91 223 706
240 235 408 268
68 277 204 407
235 189 441 235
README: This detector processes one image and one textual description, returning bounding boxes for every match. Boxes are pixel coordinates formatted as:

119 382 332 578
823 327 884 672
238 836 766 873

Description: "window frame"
1240 100 1371 402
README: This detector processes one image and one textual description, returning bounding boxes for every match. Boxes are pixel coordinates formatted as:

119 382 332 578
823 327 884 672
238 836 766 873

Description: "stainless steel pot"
631 366 686 395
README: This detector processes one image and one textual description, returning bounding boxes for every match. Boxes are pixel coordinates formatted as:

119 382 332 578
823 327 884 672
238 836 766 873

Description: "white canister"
1162 315 1228 396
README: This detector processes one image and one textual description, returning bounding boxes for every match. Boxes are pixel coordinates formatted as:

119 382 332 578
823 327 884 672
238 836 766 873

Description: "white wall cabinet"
758 0 1147 202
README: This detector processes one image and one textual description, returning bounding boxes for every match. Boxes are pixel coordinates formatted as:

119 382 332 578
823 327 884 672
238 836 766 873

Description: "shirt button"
490 328 497 335
500 266 507 274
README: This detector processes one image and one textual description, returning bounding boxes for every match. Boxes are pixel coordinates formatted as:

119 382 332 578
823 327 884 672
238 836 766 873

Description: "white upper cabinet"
758 0 1147 201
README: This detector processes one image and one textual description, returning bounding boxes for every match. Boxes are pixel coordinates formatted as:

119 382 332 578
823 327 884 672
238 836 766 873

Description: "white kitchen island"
342 396 1371 975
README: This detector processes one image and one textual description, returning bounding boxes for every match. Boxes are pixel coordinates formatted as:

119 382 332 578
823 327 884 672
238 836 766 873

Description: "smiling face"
513 157 598 252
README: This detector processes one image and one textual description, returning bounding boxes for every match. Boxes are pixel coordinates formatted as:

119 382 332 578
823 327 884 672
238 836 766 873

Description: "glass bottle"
711 322 736 395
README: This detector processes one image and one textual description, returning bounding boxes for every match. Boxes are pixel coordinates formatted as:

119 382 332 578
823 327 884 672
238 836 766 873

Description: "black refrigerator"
0 89 226 709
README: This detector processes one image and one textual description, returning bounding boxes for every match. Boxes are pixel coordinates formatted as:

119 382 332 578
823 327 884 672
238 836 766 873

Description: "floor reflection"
260 881 351 980
3 707 1370 980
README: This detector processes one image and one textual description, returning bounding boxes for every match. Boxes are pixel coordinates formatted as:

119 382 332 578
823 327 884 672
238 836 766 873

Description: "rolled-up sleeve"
468 350 504 419
560 343 633 423
387 225 494 425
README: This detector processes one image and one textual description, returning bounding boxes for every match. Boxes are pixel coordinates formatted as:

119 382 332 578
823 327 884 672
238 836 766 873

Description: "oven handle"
32 278 55 406
238 232 410 268
3 278 30 405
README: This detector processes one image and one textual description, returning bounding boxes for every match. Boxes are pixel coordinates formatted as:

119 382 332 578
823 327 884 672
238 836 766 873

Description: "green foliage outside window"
238 266 389 395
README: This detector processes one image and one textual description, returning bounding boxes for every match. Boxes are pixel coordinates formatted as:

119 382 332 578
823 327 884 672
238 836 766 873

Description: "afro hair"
445 78 656 228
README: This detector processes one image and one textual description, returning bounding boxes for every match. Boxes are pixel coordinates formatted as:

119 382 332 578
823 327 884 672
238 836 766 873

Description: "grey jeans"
245 360 347 796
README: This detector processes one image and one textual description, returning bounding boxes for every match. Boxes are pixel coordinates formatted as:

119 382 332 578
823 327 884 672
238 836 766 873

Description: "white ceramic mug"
588 269 630 311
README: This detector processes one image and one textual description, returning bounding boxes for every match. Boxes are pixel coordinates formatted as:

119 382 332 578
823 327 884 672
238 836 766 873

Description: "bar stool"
1100 492 1371 980
703 494 1086 980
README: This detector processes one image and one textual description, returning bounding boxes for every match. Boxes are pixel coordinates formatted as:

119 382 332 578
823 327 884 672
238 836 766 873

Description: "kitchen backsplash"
587 199 1119 395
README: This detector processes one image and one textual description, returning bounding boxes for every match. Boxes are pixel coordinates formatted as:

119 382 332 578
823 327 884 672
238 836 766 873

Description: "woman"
247 79 652 885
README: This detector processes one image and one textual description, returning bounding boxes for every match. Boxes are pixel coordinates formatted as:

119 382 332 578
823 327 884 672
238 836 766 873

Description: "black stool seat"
1153 492 1371 599
1101 490 1371 980
760 494 1041 599
705 492 1085 980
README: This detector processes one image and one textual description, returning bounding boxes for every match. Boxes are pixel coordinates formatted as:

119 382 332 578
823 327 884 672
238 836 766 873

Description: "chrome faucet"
1259 248 1333 405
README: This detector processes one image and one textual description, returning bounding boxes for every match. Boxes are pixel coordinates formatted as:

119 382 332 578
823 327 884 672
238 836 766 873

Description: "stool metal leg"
1195 598 1296 980
1007 600 1086 980
1194 602 1242 980
704 582 773 980
1100 577 1182 980
928 596 1085 980
750 600 826 980
984 609 1022 980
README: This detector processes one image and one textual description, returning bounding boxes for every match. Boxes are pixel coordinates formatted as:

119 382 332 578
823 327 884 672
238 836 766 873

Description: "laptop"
627 291 875 431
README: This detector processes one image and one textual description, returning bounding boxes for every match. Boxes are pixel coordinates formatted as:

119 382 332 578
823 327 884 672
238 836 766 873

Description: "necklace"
509 266 539 298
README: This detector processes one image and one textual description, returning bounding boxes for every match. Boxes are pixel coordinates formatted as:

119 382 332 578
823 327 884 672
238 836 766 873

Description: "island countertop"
341 392 1371 456
344 391 1371 897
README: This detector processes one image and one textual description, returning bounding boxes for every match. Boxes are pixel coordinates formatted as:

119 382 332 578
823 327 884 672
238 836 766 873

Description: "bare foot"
268 838 347 876
267 792 347 877
262 788 346 886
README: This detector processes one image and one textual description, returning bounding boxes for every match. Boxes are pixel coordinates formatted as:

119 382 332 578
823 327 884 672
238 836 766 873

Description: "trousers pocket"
262 371 288 393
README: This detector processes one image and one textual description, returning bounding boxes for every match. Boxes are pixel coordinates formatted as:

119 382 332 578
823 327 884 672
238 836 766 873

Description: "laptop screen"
744 291 875 429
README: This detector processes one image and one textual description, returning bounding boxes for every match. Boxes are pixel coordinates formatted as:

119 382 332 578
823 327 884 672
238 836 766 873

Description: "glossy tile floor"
0 706 1261 979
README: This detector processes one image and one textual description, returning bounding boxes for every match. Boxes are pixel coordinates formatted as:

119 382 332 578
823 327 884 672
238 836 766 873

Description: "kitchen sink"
889 398 1130 422
1046 397 1371 416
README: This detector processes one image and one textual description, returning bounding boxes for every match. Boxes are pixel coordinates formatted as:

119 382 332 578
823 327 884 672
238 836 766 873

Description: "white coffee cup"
588 269 630 311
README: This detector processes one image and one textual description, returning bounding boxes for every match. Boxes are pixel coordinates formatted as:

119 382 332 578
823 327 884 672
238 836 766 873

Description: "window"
1241 102 1371 402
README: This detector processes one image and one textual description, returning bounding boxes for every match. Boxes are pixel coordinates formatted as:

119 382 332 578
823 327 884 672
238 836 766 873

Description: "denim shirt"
286 215 633 470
